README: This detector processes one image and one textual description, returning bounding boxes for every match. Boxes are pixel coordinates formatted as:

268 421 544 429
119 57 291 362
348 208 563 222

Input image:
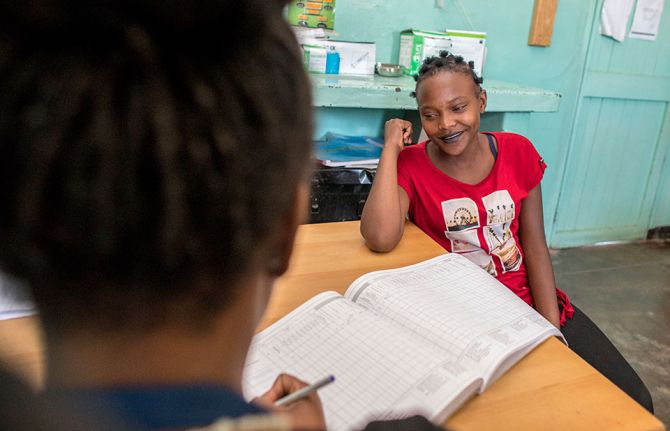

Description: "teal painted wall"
651 114 670 228
317 0 596 243
316 0 670 245
653 155 670 228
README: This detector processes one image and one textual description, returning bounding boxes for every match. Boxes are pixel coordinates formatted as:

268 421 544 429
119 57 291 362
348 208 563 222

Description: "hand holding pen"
254 373 331 430
275 374 335 407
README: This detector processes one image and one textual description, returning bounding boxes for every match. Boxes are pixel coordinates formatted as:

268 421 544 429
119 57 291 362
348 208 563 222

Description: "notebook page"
0 272 36 320
344 253 563 386
243 291 481 431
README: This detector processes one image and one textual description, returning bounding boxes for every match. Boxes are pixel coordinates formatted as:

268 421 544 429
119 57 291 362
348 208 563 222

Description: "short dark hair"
410 50 483 99
0 1 313 334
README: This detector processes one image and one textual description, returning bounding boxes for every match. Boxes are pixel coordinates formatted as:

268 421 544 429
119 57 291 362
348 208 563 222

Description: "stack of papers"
315 133 383 169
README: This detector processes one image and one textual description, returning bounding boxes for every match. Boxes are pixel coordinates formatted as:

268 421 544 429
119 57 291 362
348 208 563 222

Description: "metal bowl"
376 63 403 77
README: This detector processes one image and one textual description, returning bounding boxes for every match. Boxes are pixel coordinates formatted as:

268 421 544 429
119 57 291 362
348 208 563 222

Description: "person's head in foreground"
0 0 324 428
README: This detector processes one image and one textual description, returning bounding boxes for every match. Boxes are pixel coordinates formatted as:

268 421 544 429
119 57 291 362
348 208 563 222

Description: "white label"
398 35 415 68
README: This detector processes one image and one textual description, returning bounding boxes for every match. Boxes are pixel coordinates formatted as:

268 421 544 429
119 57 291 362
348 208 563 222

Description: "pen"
274 375 335 407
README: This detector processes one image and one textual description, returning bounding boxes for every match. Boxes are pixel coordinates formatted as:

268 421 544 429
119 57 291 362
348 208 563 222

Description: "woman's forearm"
360 145 405 251
525 244 561 328
519 185 560 328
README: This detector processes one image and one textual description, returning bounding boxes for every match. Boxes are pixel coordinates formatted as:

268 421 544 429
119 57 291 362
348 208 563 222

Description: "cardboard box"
445 29 487 77
302 44 328 73
302 39 376 75
398 29 486 77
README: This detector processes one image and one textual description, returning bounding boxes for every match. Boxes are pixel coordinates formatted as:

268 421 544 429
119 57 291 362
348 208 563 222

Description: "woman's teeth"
442 131 463 142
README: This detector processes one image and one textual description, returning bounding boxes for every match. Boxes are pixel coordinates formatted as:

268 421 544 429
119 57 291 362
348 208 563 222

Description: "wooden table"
0 221 664 430
261 221 665 431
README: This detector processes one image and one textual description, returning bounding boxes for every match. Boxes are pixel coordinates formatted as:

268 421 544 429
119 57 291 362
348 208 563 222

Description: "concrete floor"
551 239 670 427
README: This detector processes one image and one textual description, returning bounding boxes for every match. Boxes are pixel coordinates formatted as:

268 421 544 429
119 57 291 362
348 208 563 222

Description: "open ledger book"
243 253 564 430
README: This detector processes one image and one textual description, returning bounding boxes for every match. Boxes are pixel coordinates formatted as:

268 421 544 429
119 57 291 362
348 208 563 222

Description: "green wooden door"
551 1 670 247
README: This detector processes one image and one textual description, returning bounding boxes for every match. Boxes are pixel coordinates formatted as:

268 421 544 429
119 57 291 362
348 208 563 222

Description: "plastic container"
325 46 340 74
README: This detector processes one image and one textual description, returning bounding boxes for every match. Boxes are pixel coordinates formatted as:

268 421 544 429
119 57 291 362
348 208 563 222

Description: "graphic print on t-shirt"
444 230 480 253
482 191 522 273
461 249 497 276
441 198 480 232
441 198 496 275
482 190 515 225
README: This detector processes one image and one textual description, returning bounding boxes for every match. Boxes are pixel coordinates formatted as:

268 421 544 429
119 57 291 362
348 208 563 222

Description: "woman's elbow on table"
361 226 402 253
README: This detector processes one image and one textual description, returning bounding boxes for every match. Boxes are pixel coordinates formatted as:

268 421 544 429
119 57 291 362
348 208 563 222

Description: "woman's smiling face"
417 71 487 158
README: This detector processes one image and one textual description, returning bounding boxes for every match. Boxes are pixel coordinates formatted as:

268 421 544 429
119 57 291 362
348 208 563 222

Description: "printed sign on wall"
288 0 336 30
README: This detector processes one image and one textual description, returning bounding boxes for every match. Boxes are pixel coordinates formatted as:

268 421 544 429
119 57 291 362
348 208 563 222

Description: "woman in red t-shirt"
360 51 652 412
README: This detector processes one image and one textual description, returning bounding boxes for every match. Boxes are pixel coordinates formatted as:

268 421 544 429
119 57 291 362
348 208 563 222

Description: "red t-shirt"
397 132 573 325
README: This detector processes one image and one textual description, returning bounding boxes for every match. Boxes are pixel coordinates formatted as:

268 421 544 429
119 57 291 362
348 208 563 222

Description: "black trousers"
561 304 654 413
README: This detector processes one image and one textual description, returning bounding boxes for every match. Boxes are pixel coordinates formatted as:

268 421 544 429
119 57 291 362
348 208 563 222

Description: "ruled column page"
243 291 481 431
344 254 562 384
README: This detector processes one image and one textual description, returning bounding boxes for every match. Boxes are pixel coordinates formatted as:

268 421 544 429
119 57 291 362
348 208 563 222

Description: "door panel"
551 1 670 247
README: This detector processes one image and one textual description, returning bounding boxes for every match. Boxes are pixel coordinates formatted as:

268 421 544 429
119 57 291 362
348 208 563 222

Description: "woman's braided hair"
410 50 483 99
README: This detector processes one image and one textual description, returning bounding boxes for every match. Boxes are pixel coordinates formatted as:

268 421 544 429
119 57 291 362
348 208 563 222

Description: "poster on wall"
629 0 665 40
600 0 636 42
288 0 336 30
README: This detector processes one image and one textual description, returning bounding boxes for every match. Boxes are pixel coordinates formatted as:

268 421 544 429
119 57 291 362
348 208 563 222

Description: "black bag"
309 167 375 223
